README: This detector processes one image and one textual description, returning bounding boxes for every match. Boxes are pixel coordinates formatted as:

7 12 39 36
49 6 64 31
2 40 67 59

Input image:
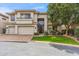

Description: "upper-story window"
20 13 31 19
11 16 15 21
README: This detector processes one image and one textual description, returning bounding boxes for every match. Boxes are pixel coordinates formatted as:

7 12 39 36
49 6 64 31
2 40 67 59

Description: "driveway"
0 41 78 56
50 43 79 55
0 34 32 42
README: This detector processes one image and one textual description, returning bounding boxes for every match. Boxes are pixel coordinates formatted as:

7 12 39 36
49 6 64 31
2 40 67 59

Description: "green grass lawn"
32 36 79 45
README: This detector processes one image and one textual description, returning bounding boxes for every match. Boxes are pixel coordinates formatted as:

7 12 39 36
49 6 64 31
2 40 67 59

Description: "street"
0 41 78 56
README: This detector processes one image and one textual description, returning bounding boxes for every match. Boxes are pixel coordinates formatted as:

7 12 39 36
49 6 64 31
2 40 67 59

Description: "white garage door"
18 27 34 35
8 27 15 34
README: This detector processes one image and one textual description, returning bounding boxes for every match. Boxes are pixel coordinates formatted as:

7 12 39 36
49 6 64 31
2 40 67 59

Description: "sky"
0 3 48 13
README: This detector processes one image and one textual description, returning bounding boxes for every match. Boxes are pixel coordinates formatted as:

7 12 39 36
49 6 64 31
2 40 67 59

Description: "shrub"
51 30 57 35
34 32 39 35
74 28 79 37
44 31 48 35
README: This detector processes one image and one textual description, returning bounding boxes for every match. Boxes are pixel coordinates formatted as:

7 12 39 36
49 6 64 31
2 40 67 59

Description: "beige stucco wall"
33 14 38 33
15 20 33 24
0 15 9 23
7 11 48 34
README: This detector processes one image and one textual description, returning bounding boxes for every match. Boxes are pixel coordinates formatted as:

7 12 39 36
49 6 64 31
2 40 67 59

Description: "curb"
33 41 79 48
32 41 50 43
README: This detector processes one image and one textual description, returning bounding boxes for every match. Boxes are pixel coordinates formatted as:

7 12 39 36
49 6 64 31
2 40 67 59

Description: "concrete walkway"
0 41 78 56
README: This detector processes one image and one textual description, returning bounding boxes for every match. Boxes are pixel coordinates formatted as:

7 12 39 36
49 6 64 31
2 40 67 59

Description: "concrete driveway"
0 34 32 42
0 41 78 56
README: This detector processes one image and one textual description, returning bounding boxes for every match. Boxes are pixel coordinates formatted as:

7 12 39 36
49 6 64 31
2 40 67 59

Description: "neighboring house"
0 13 9 34
6 10 47 35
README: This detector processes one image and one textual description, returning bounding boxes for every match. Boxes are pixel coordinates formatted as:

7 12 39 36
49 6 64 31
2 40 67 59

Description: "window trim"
19 13 31 19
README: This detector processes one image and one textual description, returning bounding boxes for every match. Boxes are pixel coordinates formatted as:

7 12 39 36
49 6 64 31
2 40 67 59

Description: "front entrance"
37 18 44 33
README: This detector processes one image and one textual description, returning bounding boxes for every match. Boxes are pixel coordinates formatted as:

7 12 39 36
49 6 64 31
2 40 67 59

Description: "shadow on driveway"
49 43 79 54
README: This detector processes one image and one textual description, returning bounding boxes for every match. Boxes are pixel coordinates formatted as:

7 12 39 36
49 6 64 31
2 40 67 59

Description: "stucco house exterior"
0 13 9 34
5 10 48 35
0 10 78 36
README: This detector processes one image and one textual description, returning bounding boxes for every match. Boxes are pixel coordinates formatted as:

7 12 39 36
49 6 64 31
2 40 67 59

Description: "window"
25 14 31 19
11 16 15 21
20 13 31 19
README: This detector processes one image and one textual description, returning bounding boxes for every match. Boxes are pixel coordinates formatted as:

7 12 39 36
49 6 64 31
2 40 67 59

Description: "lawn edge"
33 40 79 48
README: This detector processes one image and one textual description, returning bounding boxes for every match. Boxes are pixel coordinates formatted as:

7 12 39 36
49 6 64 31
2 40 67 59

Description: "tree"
48 4 62 33
60 4 79 35
48 3 79 35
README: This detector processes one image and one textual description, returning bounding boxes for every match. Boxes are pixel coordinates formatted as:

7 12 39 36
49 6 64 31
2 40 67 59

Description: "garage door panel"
18 27 34 34
8 27 15 34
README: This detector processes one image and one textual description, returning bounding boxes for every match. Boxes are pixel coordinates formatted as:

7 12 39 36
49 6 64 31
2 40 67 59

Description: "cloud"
0 7 13 16
0 7 13 13
32 6 45 10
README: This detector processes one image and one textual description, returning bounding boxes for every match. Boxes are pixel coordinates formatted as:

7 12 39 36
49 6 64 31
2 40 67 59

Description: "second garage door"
18 26 34 35
8 26 15 34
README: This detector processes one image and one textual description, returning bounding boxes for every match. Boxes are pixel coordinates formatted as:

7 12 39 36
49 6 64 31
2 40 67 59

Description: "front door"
37 18 44 33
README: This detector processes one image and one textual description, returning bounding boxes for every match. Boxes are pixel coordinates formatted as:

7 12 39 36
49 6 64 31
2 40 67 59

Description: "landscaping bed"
32 36 79 45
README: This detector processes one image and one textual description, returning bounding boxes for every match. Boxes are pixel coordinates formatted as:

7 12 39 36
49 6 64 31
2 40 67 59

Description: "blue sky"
0 3 48 12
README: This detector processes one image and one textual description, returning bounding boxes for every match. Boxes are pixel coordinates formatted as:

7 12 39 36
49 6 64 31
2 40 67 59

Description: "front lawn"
32 36 79 45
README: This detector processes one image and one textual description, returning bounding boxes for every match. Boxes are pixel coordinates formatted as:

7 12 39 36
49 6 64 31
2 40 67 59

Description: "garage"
8 26 15 34
18 26 34 35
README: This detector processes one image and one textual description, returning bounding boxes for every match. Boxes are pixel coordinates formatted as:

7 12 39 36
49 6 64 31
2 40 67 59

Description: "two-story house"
6 10 47 35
